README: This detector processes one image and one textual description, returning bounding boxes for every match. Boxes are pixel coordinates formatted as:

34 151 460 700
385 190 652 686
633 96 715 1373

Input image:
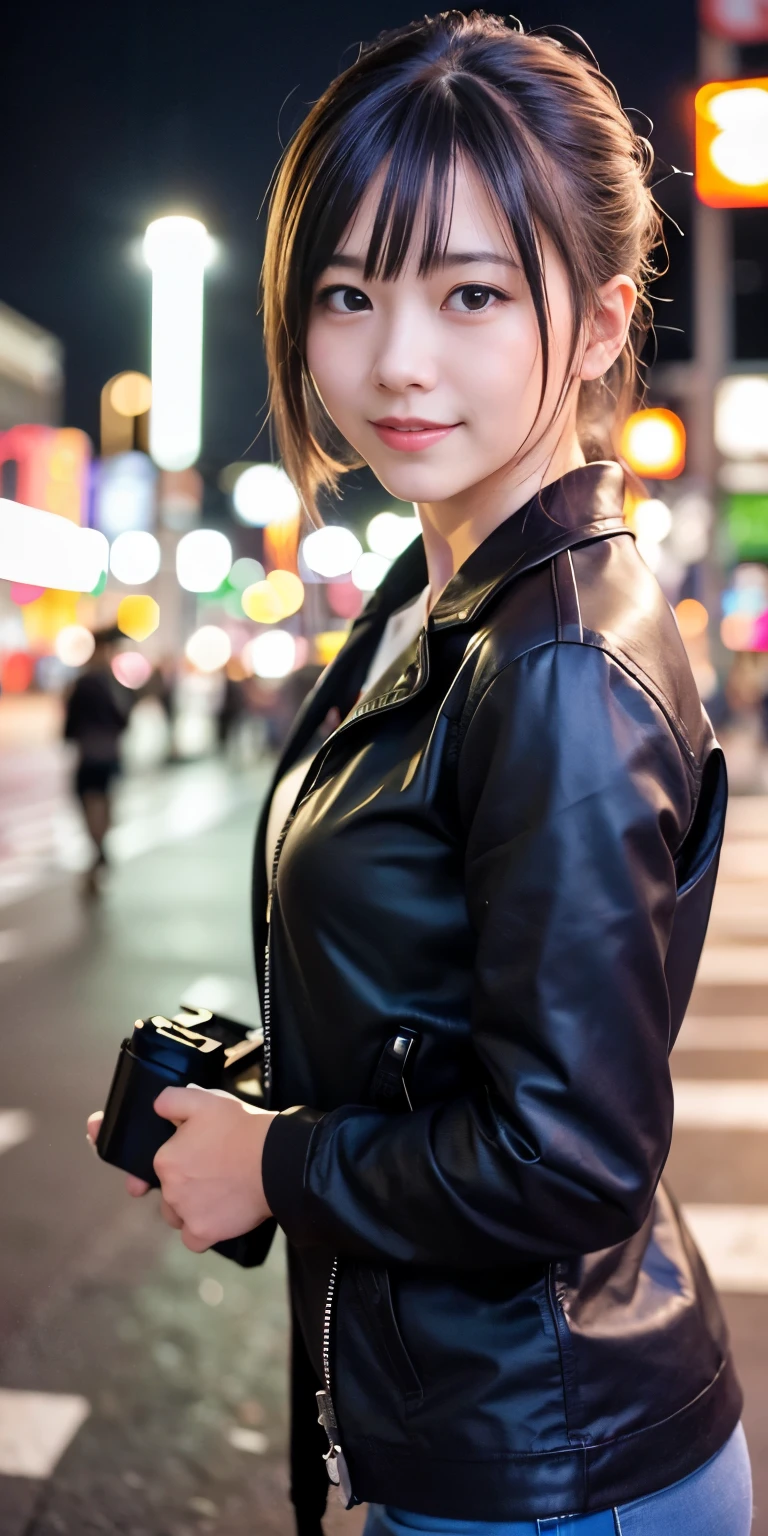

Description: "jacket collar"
360 460 627 634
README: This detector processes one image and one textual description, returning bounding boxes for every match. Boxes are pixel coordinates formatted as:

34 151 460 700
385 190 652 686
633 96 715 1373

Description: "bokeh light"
633 498 673 545
112 651 152 689
186 625 232 672
144 216 210 471
243 629 296 678
10 583 46 606
366 511 421 559
328 580 364 620
233 464 300 527
620 410 686 480
715 376 768 458
241 582 285 624
302 526 362 578
675 599 709 640
229 557 265 590
110 372 152 418
176 529 232 593
353 552 391 591
55 625 96 667
110 530 161 586
117 594 160 641
0 651 34 693
266 569 304 617
314 631 348 666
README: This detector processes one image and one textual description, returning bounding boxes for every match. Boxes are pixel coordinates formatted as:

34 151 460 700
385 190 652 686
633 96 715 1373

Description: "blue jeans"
362 1421 752 1536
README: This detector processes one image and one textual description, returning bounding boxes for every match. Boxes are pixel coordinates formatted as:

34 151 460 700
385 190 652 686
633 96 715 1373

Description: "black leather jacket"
253 462 741 1529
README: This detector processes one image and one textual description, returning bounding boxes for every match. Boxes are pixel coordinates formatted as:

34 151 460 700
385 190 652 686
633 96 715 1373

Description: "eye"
443 284 506 313
320 286 372 314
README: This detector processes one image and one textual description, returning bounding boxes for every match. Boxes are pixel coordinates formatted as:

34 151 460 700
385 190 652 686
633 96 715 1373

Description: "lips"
370 417 460 452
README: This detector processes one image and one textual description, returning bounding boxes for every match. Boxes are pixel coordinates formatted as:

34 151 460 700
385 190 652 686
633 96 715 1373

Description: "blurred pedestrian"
64 628 131 894
89 14 751 1536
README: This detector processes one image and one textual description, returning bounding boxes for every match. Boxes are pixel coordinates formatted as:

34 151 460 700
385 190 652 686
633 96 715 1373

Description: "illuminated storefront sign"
0 424 91 524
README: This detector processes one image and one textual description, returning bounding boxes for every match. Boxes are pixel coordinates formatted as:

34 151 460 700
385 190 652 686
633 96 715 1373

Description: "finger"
86 1110 104 1144
153 1086 203 1124
126 1174 151 1197
181 1226 210 1254
160 1197 183 1230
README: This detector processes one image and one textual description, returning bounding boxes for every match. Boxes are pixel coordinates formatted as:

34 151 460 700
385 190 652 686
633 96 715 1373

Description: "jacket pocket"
354 1264 423 1406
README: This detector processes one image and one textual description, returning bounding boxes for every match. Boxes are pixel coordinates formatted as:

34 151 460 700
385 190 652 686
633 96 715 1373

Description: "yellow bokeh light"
117 594 160 642
314 630 348 666
110 372 153 418
266 569 305 617
241 581 285 624
675 599 709 640
620 409 686 480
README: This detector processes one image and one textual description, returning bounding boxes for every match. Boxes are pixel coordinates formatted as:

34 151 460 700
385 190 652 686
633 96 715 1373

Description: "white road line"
0 1110 34 1156
718 841 768 880
682 1204 768 1294
0 1389 90 1477
674 1080 768 1129
696 945 768 984
675 1018 768 1050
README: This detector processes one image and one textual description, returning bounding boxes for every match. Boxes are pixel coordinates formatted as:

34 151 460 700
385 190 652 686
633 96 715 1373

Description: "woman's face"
305 159 583 508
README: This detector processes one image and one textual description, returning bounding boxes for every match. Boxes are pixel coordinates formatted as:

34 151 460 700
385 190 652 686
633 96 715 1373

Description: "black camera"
96 1004 276 1267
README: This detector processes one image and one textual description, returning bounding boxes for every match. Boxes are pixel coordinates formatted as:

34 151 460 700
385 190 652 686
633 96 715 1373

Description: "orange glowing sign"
620 409 686 480
0 425 91 524
695 79 768 208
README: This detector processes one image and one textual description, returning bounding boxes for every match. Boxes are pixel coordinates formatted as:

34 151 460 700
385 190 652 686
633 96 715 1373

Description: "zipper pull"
316 1390 357 1508
266 888 273 923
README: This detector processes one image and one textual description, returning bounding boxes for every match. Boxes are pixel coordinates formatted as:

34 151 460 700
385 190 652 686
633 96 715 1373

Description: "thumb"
153 1085 204 1125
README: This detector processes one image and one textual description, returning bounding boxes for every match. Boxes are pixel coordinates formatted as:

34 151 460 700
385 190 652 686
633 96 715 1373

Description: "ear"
578 274 638 382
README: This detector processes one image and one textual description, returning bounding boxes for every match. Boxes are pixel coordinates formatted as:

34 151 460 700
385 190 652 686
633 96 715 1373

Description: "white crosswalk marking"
0 1110 34 1157
0 1389 90 1477
674 1080 768 1129
676 1017 768 1050
682 1205 768 1294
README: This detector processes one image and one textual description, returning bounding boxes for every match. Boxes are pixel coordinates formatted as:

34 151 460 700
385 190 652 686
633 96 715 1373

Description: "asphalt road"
0 761 767 1534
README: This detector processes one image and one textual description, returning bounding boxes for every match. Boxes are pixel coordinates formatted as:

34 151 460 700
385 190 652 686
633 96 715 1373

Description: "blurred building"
0 301 63 431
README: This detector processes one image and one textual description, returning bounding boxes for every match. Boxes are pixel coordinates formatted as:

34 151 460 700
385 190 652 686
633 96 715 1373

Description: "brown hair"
262 11 666 522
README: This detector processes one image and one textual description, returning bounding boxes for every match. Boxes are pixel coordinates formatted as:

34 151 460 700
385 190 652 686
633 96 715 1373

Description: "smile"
370 418 460 452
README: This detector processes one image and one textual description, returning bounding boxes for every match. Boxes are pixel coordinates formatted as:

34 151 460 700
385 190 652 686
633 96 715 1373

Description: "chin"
366 460 476 506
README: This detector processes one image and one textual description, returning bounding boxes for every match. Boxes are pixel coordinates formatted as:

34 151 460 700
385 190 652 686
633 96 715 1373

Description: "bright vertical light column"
143 216 210 471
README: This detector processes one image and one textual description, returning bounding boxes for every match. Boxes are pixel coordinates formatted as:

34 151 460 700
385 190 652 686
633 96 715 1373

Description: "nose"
371 308 438 395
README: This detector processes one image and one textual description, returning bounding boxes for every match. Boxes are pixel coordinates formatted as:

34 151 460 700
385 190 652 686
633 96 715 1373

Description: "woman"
91 14 752 1534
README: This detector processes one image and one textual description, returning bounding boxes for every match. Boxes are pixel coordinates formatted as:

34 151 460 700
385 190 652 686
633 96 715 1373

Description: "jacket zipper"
263 813 355 1505
263 652 431 1507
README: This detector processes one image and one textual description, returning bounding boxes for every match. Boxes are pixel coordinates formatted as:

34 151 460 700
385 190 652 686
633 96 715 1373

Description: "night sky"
0 1 703 491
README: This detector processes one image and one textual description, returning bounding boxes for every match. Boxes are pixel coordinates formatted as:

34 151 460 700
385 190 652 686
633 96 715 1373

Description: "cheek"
305 322 363 421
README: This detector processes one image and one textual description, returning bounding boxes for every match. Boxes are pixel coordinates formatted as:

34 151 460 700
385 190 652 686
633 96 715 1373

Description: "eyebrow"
325 249 521 272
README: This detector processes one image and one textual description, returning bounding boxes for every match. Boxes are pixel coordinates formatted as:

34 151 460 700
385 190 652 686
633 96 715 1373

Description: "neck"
417 427 587 614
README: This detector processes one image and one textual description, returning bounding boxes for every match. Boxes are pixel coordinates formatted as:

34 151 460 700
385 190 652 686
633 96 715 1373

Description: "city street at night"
0 769 767 1533
2 0 768 1530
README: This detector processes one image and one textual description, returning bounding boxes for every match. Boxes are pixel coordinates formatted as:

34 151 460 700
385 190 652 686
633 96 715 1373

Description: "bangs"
298 70 561 435
305 73 550 305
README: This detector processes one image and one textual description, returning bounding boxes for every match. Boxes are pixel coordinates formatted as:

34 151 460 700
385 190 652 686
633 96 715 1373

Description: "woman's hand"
86 1089 277 1253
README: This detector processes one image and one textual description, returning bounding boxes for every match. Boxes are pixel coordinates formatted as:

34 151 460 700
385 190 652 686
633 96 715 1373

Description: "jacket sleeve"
262 642 694 1267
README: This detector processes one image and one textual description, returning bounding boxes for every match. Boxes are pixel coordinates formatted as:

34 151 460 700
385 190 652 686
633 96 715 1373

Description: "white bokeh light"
366 511 421 559
176 529 232 592
110 530 161 586
144 216 210 471
185 625 232 672
55 626 95 668
243 629 296 678
633 498 673 545
233 464 300 527
352 552 392 591
302 526 362 578
715 376 768 459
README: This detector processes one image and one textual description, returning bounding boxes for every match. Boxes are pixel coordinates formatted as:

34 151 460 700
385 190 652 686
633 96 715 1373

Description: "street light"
620 409 687 480
143 216 211 471
695 78 768 207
